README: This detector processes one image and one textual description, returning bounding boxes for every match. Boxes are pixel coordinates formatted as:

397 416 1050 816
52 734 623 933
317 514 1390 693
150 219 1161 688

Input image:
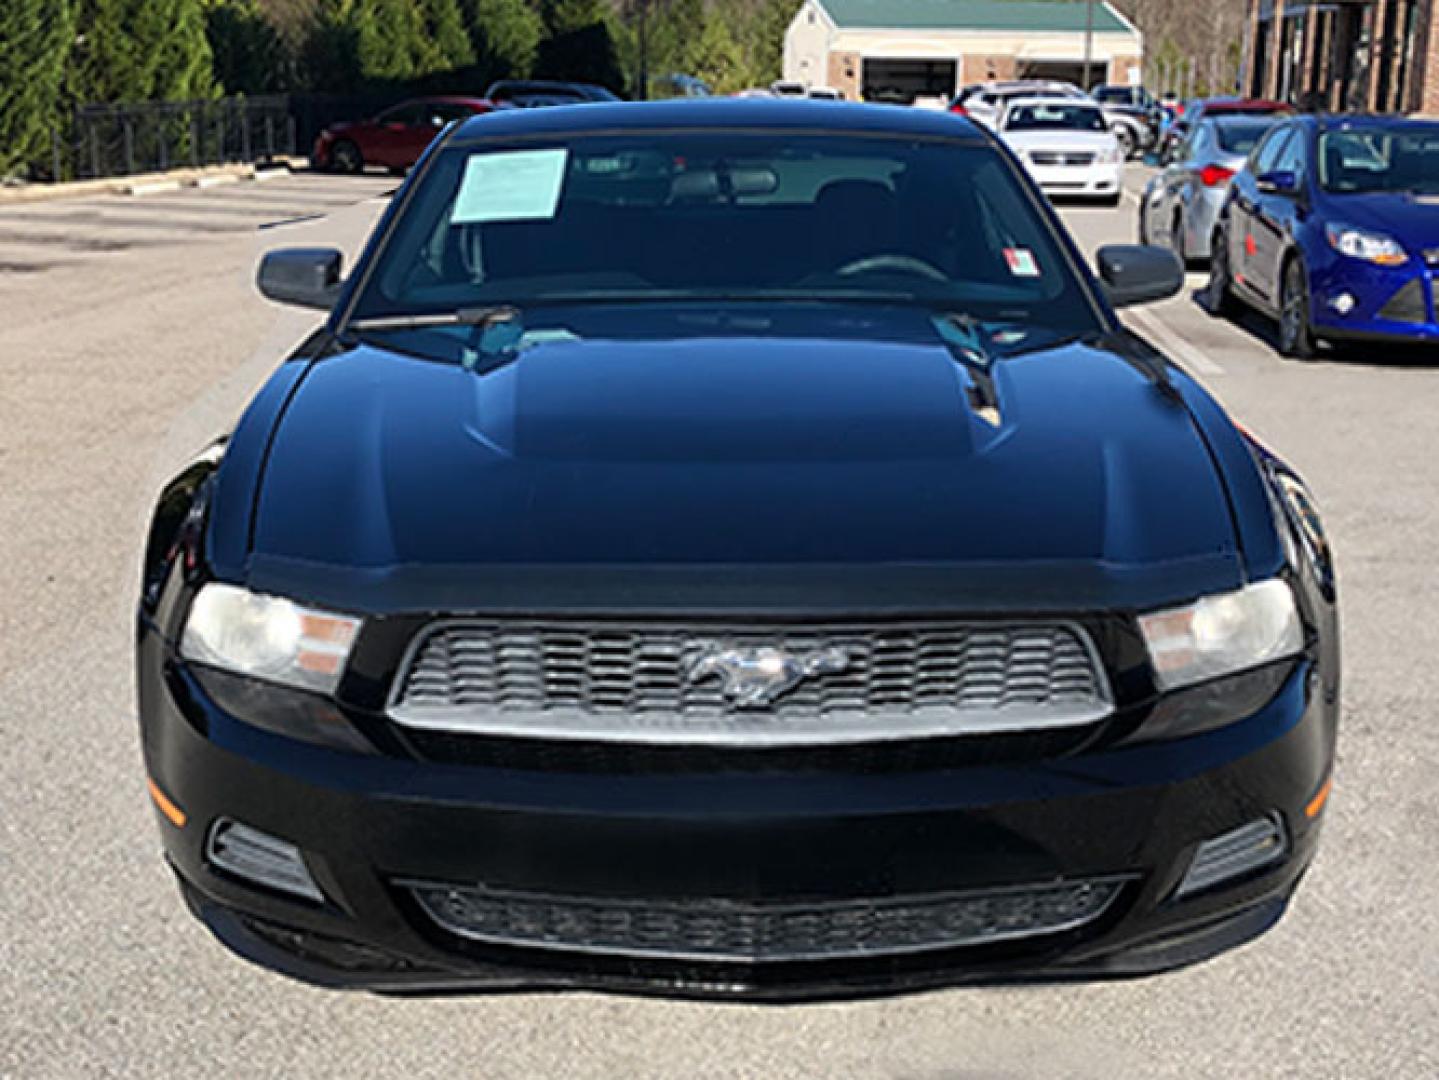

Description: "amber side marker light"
147 778 187 828
1306 776 1334 820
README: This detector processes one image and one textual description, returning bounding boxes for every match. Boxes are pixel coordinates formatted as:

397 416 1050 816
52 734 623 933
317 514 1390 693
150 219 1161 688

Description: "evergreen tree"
535 0 623 90
645 0 703 81
205 0 292 94
685 14 745 93
419 0 476 73
459 0 543 83
69 0 217 105
0 0 76 177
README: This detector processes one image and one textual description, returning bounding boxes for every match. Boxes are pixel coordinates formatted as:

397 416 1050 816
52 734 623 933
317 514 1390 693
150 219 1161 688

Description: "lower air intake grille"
406 879 1128 962
388 619 1112 745
1378 278 1429 324
1031 152 1097 167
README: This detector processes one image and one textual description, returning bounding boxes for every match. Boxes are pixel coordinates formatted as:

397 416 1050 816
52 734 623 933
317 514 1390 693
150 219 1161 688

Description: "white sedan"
998 99 1125 206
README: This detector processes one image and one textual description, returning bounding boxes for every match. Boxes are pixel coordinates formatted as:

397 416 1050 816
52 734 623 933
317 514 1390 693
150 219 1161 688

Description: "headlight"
181 583 360 694
1139 579 1303 692
1325 222 1408 266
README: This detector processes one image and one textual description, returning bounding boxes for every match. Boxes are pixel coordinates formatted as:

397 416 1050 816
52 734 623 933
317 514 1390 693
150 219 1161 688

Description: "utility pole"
1083 0 1096 90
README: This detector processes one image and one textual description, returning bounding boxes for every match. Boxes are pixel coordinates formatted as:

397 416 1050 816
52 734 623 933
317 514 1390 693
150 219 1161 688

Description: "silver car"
1138 115 1281 264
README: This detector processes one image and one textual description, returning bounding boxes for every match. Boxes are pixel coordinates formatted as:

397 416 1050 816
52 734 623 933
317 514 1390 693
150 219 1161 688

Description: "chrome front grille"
1030 151 1097 167
388 620 1112 745
407 878 1128 962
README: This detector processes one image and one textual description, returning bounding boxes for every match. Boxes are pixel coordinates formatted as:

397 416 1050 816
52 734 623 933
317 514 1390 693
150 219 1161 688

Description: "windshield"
350 131 1102 339
1214 119 1276 154
1093 88 1131 105
1320 125 1439 194
1004 104 1107 133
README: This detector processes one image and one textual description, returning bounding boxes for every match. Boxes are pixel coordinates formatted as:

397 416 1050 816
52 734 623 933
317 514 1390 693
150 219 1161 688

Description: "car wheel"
329 139 363 175
1114 125 1136 159
1278 257 1318 360
1204 230 1239 318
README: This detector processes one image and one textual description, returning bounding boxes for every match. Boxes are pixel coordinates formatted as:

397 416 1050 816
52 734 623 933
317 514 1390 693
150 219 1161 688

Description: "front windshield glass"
1214 119 1276 154
351 132 1101 340
1004 104 1107 133
1320 124 1439 194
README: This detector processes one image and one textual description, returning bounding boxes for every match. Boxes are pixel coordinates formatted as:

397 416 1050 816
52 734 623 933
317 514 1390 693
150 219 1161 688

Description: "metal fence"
47 96 299 182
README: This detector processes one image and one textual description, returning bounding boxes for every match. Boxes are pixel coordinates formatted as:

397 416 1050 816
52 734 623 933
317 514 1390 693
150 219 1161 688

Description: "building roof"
817 0 1133 34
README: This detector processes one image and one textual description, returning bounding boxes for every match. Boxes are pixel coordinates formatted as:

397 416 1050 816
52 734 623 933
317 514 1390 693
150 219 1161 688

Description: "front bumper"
139 617 1333 1001
1027 163 1124 200
1309 251 1439 344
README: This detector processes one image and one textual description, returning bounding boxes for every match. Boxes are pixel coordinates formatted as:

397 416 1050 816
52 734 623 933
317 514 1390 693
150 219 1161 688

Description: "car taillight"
1200 164 1235 187
949 104 968 116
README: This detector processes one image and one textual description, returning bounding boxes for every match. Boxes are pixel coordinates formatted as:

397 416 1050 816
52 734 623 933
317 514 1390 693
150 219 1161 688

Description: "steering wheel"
835 254 949 282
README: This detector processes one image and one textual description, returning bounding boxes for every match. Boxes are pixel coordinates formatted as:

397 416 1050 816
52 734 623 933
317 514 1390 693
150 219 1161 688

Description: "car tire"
329 139 363 175
1204 230 1240 318
1278 257 1319 360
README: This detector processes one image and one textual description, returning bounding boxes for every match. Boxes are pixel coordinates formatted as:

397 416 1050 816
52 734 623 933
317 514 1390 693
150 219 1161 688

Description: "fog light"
1329 292 1357 316
1176 815 1288 899
207 819 323 902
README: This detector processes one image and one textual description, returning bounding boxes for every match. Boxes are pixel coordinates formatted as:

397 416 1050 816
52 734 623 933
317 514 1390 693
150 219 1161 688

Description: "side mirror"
1096 244 1184 309
1257 170 1299 195
257 248 343 310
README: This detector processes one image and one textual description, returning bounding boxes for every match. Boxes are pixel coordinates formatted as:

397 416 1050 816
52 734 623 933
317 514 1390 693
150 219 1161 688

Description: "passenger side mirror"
1257 170 1299 196
1096 245 1184 309
257 248 344 311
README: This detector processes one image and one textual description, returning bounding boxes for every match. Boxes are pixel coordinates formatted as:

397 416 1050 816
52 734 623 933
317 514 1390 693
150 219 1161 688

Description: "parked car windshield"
1214 118 1276 154
351 131 1102 343
1320 124 1439 194
1004 103 1107 133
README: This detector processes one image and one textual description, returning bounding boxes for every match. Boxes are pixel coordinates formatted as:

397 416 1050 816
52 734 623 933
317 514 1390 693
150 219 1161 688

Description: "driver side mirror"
1096 245 1184 309
257 247 344 310
1257 170 1299 196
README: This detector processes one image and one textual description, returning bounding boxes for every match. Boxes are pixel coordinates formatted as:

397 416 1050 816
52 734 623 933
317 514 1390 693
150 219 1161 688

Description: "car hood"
1327 192 1439 251
244 306 1244 613
1004 131 1117 153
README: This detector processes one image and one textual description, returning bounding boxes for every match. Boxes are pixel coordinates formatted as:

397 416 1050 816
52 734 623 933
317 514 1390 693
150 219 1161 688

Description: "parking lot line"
1124 305 1225 377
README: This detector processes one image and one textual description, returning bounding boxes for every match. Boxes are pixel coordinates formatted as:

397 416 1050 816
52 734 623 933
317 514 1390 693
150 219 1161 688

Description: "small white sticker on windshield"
451 149 569 224
1004 248 1040 277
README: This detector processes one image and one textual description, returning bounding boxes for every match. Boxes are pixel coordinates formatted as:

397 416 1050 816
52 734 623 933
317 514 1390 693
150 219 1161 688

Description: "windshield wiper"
348 304 521 332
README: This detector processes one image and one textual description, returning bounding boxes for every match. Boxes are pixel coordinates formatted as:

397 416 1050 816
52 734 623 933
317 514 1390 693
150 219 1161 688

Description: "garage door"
1018 61 1104 88
861 60 958 104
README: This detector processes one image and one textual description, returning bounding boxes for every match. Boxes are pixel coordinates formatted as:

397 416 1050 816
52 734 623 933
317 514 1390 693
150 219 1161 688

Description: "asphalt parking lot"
1 166 1435 1078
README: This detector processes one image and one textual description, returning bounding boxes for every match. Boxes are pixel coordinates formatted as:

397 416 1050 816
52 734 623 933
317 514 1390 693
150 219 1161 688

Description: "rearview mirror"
257 248 343 310
1257 170 1299 195
1096 245 1184 309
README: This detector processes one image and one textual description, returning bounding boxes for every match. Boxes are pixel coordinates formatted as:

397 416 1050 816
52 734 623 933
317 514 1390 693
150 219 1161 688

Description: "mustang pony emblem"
684 643 850 708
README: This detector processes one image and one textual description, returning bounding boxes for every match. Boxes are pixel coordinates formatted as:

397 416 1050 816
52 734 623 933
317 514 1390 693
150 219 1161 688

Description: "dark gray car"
1139 116 1282 263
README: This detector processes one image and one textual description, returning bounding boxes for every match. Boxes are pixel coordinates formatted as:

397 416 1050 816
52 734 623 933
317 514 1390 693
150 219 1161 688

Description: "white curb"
121 179 182 197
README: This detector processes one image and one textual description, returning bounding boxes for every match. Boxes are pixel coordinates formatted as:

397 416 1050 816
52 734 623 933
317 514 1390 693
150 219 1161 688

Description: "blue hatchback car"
1206 114 1439 357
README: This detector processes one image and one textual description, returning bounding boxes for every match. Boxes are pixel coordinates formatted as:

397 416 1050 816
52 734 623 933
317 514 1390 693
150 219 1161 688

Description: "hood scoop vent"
933 314 1003 428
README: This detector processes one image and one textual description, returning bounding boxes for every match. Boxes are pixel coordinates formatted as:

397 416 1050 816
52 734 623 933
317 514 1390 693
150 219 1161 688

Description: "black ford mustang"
137 101 1339 1001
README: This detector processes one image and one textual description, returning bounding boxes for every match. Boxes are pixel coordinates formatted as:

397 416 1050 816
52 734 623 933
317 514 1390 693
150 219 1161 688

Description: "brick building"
782 0 1143 103
1243 0 1439 114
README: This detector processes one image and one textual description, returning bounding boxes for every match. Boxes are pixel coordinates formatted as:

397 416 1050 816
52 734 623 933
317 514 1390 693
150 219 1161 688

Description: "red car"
312 97 497 174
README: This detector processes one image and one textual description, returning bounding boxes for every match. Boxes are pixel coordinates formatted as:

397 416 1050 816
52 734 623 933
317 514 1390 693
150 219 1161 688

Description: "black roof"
451 99 988 144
